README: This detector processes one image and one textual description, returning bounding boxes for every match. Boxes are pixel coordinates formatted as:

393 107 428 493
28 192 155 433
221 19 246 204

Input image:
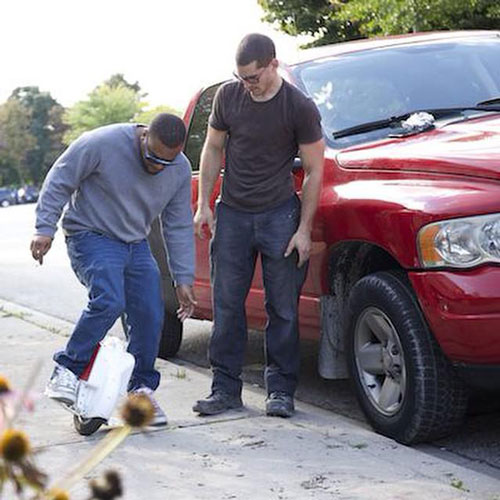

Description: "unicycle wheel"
73 415 107 436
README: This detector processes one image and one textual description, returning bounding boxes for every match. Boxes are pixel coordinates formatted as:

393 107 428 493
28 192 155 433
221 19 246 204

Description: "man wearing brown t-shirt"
193 33 325 417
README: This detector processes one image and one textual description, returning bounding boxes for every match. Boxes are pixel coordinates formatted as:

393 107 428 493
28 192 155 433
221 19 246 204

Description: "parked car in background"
0 187 17 207
16 185 39 204
150 30 500 444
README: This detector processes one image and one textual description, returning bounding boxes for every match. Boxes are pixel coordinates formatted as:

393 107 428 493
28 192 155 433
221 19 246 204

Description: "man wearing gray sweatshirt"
30 113 196 426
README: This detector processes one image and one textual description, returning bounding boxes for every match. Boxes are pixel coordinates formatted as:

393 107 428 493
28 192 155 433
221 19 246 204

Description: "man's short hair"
236 33 276 68
149 113 186 148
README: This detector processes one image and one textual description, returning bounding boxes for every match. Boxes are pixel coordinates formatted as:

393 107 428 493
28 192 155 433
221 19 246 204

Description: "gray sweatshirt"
35 123 194 286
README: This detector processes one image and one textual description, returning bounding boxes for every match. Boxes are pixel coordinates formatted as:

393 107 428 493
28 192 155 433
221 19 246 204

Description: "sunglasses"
142 137 174 167
233 64 268 84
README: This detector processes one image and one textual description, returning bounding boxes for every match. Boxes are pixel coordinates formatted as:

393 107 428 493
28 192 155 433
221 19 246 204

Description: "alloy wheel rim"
354 306 406 416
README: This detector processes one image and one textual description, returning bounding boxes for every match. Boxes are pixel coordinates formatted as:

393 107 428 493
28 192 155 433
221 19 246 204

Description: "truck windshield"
294 38 500 147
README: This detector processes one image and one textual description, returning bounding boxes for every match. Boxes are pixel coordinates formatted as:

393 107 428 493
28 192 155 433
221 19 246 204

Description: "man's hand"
284 229 311 268
193 204 214 239
175 284 197 322
30 235 53 265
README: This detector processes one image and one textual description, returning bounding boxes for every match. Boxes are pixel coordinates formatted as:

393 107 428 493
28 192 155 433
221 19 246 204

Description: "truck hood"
336 113 500 181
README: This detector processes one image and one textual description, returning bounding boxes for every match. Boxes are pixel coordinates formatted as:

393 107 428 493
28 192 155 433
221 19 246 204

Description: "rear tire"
346 271 468 444
120 309 183 360
73 415 106 436
158 310 183 359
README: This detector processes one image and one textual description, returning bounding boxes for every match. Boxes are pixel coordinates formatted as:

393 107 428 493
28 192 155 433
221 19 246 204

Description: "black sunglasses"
233 64 268 84
142 137 174 167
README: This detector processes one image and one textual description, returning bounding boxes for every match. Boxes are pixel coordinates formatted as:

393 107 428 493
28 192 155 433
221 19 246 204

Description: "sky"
0 0 311 112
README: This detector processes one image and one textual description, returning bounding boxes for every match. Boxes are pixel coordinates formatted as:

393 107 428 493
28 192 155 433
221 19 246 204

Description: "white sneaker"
45 364 78 405
130 386 168 427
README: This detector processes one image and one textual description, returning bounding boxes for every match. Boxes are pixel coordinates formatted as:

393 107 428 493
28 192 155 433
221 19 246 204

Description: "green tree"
0 99 36 185
259 0 500 45
259 0 363 46
9 86 66 185
64 82 145 144
104 73 142 94
337 0 500 36
134 104 182 125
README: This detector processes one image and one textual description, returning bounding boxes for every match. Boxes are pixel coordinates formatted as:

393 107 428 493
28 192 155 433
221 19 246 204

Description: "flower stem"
47 425 132 495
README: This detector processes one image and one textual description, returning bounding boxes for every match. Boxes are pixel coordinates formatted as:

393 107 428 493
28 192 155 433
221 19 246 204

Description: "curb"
0 297 74 338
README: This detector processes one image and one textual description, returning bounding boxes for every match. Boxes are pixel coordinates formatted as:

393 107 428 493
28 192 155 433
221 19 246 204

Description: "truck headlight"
418 214 500 268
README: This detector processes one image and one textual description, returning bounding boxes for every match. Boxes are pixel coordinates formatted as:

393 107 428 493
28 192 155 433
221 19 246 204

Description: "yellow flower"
45 487 70 500
89 469 123 499
0 374 11 394
120 394 154 427
0 428 30 462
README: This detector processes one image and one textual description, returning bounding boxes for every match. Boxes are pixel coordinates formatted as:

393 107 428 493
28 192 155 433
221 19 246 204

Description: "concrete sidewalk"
1 299 499 500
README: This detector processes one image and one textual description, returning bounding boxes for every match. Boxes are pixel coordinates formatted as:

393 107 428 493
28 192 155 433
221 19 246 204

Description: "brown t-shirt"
209 79 322 212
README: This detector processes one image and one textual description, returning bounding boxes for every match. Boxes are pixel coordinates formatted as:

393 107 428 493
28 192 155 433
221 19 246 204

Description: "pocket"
67 230 105 243
277 197 301 233
260 203 300 258
67 230 90 241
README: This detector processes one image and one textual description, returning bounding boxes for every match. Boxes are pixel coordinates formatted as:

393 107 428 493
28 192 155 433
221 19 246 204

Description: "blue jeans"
209 195 307 397
55 231 163 390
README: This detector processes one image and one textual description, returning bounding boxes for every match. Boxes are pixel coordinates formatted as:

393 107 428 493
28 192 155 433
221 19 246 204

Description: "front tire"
346 271 468 444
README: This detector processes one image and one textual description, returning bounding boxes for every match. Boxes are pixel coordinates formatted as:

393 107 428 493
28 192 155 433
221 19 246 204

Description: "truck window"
184 83 221 172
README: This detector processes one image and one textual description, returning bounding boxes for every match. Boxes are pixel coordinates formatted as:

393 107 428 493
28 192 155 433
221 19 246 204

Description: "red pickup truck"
152 30 500 444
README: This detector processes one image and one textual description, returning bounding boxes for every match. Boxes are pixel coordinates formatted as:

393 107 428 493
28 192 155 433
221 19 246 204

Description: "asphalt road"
1 203 499 478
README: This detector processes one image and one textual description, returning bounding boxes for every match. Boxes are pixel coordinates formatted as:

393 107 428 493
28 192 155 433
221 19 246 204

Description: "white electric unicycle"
61 337 135 435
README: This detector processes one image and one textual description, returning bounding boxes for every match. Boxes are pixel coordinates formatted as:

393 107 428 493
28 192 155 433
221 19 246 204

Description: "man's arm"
193 126 227 239
284 138 325 267
160 164 197 321
30 134 99 264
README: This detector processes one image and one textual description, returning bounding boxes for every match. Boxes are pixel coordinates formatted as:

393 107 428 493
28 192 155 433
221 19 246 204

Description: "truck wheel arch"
318 241 402 379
